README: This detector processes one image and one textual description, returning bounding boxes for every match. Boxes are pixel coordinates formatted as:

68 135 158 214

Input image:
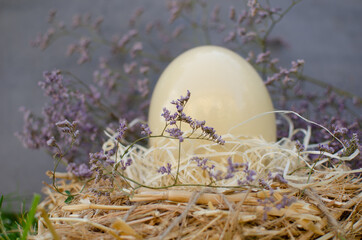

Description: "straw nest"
32 124 361 239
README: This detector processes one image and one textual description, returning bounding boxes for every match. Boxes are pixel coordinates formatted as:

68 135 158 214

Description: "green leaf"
21 194 40 240
64 190 74 204
0 195 3 210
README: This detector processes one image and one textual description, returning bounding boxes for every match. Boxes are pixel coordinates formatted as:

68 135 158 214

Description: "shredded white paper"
102 111 360 190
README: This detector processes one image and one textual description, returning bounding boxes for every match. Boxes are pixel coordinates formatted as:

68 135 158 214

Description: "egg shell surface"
148 46 276 146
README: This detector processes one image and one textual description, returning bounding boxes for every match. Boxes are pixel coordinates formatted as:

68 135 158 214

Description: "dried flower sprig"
45 119 94 197
162 90 225 145
20 0 361 176
108 91 226 186
16 70 104 171
45 96 359 220
20 4 361 224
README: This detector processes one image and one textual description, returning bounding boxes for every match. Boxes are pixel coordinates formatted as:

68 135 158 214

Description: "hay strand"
31 111 361 239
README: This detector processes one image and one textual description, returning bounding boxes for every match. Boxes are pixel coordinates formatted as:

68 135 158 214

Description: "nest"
30 113 361 239
31 131 361 239
33 171 361 239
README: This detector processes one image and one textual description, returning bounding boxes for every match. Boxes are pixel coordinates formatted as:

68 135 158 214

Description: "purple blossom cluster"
191 156 231 181
191 156 260 184
67 37 92 65
17 70 101 169
295 140 305 152
67 163 93 178
20 1 361 178
275 195 296 210
33 9 152 123
225 157 247 180
89 150 118 183
93 58 119 94
264 60 305 85
55 120 79 139
267 172 288 185
294 115 361 169
119 158 133 171
258 172 295 220
158 163 172 175
258 193 296 220
237 162 257 185
209 0 283 45
116 119 128 142
162 91 225 145
140 123 152 136
191 156 215 171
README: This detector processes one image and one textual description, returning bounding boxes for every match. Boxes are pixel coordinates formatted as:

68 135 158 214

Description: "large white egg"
148 46 276 157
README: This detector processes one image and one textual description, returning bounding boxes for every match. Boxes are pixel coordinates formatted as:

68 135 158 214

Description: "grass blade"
0 195 11 240
21 194 40 240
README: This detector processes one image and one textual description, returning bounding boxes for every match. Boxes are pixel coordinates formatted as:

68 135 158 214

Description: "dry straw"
32 113 361 239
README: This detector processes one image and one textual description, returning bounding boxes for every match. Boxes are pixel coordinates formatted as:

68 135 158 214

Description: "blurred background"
0 0 361 205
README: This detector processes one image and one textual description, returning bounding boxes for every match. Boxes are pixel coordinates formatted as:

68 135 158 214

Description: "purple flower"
140 123 152 136
129 7 144 27
333 125 348 138
225 157 245 179
275 195 296 210
192 120 205 129
120 158 133 170
130 42 143 58
224 31 236 43
137 78 149 97
191 156 213 170
214 135 225 145
17 69 103 169
160 109 170 122
46 137 56 147
259 178 271 190
116 119 128 142
172 25 184 38
165 127 184 142
237 162 257 185
246 170 256 182
21 1 362 181
123 62 137 74
158 163 172 175
168 1 181 23
92 16 104 30
272 173 288 184
89 151 107 162
67 163 93 178
318 144 335 154
171 90 190 106
118 29 138 49
209 169 223 181
72 14 81 28
295 140 305 152
56 119 80 140
161 108 172 122
56 119 72 130
139 66 150 74
176 104 184 113
256 51 271 64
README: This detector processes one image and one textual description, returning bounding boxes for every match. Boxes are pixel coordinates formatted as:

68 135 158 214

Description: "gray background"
0 0 361 203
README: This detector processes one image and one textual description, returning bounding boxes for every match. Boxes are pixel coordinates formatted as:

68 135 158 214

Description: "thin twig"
304 188 346 239
159 190 204 239
49 217 122 240
39 208 60 240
